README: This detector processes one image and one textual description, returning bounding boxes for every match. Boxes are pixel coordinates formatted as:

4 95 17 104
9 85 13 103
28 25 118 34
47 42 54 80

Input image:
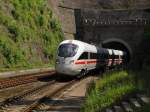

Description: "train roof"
60 40 124 55
60 40 92 46
60 40 97 52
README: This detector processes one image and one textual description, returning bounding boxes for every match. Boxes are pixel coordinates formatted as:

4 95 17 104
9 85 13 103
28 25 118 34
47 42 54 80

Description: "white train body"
55 40 125 76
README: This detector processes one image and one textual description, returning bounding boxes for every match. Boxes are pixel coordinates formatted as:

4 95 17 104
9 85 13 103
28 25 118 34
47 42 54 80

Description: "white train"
55 40 126 76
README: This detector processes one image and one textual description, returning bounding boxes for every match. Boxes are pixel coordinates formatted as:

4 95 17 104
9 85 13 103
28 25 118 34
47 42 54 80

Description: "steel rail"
0 70 56 89
23 79 79 112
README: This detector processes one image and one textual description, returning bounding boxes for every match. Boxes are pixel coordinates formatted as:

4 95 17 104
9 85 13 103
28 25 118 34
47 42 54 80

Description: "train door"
77 52 88 71
118 55 121 65
112 50 115 66
87 52 91 70
88 53 97 70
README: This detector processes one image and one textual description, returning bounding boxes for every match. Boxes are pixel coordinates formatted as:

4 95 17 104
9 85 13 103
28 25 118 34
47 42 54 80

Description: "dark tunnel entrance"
102 40 132 63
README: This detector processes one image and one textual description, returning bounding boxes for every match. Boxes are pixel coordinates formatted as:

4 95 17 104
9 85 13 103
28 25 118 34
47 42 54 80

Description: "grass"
0 63 55 73
82 70 138 112
96 71 129 90
0 0 63 71
82 66 150 112
137 104 150 112
132 65 150 95
132 65 150 112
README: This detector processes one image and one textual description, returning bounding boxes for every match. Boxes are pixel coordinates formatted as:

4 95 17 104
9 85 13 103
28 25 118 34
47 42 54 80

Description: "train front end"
55 41 80 76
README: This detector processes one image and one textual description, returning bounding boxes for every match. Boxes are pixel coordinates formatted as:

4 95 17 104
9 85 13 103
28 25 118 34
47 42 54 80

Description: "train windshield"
58 44 78 58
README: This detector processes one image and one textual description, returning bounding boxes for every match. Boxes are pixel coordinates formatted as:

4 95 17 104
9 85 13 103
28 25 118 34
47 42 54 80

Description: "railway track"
0 75 81 112
0 70 56 89
105 94 150 112
0 80 56 109
23 79 79 112
25 76 98 112
0 74 96 112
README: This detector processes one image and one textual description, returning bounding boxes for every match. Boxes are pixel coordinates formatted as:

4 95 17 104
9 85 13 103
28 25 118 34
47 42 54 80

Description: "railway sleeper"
113 105 123 112
106 108 113 112
104 94 150 112
129 98 141 109
136 94 150 105
121 102 133 112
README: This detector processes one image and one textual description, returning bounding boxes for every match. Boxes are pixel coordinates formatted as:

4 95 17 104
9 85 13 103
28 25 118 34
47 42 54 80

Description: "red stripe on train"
75 60 97 65
75 61 86 64
87 60 97 64
74 59 123 65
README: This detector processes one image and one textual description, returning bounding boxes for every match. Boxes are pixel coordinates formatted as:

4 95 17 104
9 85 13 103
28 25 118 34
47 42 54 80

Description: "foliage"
130 66 150 112
137 104 150 112
0 0 63 70
0 36 26 67
133 66 150 95
82 71 138 112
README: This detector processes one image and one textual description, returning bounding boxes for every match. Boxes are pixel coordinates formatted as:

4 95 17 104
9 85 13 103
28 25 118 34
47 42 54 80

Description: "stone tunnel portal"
102 39 132 63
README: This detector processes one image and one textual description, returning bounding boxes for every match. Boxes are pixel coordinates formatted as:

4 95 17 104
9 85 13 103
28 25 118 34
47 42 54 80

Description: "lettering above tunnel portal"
77 9 150 26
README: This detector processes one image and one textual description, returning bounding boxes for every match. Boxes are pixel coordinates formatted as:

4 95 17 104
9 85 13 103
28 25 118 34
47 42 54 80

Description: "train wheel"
77 69 86 79
81 69 86 76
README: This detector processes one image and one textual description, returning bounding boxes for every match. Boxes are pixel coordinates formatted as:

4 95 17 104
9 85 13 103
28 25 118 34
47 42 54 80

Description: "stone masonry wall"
48 0 150 67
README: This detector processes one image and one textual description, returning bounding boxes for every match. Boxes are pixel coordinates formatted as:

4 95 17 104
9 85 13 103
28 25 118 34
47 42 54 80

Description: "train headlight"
69 60 74 64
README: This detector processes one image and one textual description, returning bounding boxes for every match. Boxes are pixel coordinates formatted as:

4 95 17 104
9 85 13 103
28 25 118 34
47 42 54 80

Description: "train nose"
55 63 76 75
56 64 70 72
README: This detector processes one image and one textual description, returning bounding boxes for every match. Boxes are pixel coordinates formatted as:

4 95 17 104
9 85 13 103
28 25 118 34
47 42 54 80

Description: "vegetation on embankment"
81 70 138 112
133 66 150 95
0 0 63 71
132 66 150 112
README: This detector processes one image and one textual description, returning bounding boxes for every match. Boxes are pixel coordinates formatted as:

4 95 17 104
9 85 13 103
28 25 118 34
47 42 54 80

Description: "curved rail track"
0 72 94 112
23 75 98 112
23 79 79 112
0 76 79 112
0 80 56 111
0 70 56 89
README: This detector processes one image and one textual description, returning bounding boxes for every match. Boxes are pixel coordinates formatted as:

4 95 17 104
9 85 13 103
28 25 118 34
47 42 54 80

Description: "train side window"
114 55 116 59
78 52 88 60
94 53 97 59
90 53 97 59
101 54 104 59
110 55 113 59
105 53 108 59
111 54 115 59
97 53 102 59
100 53 105 59
116 55 119 59
108 54 111 59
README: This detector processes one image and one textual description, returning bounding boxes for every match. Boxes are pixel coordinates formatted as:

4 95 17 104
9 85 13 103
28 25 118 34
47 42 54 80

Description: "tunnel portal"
102 39 132 63
57 1 150 67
